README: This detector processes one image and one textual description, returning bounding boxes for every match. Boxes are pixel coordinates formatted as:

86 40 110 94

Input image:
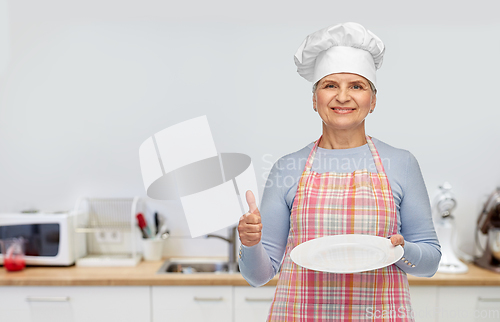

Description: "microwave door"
0 223 60 257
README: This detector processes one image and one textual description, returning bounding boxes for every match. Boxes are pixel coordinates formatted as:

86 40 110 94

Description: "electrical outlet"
94 230 122 243
95 230 108 243
107 229 122 243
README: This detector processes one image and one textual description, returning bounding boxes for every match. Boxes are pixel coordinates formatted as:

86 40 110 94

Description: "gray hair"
312 79 377 95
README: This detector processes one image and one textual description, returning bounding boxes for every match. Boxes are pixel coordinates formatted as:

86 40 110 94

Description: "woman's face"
313 73 376 133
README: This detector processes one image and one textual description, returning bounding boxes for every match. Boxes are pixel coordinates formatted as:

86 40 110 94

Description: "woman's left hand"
390 234 405 247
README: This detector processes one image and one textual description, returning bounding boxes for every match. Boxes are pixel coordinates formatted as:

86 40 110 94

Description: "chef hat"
294 22 385 90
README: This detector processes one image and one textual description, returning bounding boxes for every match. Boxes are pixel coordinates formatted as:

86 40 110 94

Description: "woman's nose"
336 88 350 103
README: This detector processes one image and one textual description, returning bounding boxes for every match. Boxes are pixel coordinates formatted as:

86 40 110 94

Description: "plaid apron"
267 136 414 321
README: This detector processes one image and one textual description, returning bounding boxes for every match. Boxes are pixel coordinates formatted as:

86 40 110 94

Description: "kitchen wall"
0 0 499 258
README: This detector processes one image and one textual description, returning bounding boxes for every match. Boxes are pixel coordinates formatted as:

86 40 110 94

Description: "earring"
313 108 317 112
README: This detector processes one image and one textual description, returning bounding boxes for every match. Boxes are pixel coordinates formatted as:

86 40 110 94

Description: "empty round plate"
290 234 404 273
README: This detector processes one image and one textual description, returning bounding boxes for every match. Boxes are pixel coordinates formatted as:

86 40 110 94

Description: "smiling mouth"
331 107 355 114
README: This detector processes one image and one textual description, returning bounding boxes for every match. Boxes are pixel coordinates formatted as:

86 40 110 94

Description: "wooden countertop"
1 261 500 287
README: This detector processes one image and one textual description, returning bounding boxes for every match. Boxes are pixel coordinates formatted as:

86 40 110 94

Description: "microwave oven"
0 212 85 266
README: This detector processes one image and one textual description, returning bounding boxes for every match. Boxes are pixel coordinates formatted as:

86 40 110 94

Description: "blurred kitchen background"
0 0 499 259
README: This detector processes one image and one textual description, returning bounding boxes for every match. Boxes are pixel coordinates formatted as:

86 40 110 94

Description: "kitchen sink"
156 258 239 274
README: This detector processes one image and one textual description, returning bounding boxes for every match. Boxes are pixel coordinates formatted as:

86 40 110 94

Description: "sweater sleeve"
394 152 442 277
238 158 291 287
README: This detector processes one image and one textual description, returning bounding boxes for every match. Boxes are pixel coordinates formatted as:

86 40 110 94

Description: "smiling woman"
237 22 441 322
313 73 376 148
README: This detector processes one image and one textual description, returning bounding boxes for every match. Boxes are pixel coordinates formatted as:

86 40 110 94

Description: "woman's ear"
370 94 377 113
313 93 317 112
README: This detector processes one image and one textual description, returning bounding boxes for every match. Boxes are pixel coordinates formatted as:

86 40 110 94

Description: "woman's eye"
325 84 336 88
352 85 362 89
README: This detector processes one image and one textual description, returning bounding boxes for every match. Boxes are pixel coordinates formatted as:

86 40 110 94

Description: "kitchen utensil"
154 212 159 235
156 222 170 240
136 213 151 238
431 182 468 273
488 228 500 261
475 188 500 273
290 234 403 273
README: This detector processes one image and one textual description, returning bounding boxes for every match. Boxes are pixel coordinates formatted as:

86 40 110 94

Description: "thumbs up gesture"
238 190 262 247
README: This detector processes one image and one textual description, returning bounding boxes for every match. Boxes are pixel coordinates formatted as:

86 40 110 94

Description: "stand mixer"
474 187 500 273
432 182 468 273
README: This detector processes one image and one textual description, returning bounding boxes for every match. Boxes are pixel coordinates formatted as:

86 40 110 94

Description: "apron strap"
305 135 387 174
304 136 322 172
366 136 386 174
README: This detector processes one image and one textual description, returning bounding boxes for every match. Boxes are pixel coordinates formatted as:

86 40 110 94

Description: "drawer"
234 286 275 322
152 286 232 322
0 286 150 322
438 286 500 322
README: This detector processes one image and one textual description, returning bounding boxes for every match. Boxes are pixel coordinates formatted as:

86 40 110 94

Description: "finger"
237 224 262 246
238 225 262 235
240 222 262 233
390 235 404 246
239 212 252 222
244 213 261 224
238 219 262 231
245 190 259 214
239 232 262 247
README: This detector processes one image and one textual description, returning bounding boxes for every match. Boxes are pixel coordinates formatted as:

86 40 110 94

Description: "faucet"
206 226 239 273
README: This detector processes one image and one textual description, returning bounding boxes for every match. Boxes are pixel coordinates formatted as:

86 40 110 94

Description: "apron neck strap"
304 135 386 174
366 136 386 174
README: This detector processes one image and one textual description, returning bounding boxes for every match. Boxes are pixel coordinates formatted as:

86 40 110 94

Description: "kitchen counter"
1 261 499 287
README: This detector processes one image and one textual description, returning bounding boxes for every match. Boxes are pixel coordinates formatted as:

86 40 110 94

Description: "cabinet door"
0 286 150 322
409 286 438 322
438 286 500 322
0 286 32 322
152 286 232 322
234 286 275 322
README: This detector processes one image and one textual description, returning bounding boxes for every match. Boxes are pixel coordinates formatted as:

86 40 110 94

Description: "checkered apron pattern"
267 136 413 321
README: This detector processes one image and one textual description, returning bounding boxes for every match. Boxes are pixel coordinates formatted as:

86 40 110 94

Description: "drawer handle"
26 296 70 302
194 297 224 302
478 297 500 303
245 297 274 302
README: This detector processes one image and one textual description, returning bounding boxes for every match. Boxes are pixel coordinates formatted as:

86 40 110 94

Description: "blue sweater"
239 137 441 287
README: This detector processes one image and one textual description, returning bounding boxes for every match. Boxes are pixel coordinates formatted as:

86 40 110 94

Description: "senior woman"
237 22 441 321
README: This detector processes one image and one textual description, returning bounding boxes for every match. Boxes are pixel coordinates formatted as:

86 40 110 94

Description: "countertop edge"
1 262 500 287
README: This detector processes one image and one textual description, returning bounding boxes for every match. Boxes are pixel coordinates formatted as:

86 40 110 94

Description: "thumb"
245 190 259 214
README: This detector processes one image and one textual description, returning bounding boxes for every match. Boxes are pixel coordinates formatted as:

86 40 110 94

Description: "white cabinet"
410 286 438 322
0 286 150 322
152 286 233 322
234 286 275 322
233 285 500 322
437 286 500 322
2 284 499 322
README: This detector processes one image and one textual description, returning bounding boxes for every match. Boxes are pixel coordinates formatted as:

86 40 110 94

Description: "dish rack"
74 197 143 267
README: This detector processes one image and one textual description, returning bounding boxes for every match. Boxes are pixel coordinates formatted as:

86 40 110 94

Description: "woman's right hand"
238 190 262 247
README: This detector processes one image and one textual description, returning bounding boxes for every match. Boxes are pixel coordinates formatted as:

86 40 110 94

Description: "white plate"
290 234 404 273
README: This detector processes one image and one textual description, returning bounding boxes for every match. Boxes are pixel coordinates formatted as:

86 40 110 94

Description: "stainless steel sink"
156 258 239 274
